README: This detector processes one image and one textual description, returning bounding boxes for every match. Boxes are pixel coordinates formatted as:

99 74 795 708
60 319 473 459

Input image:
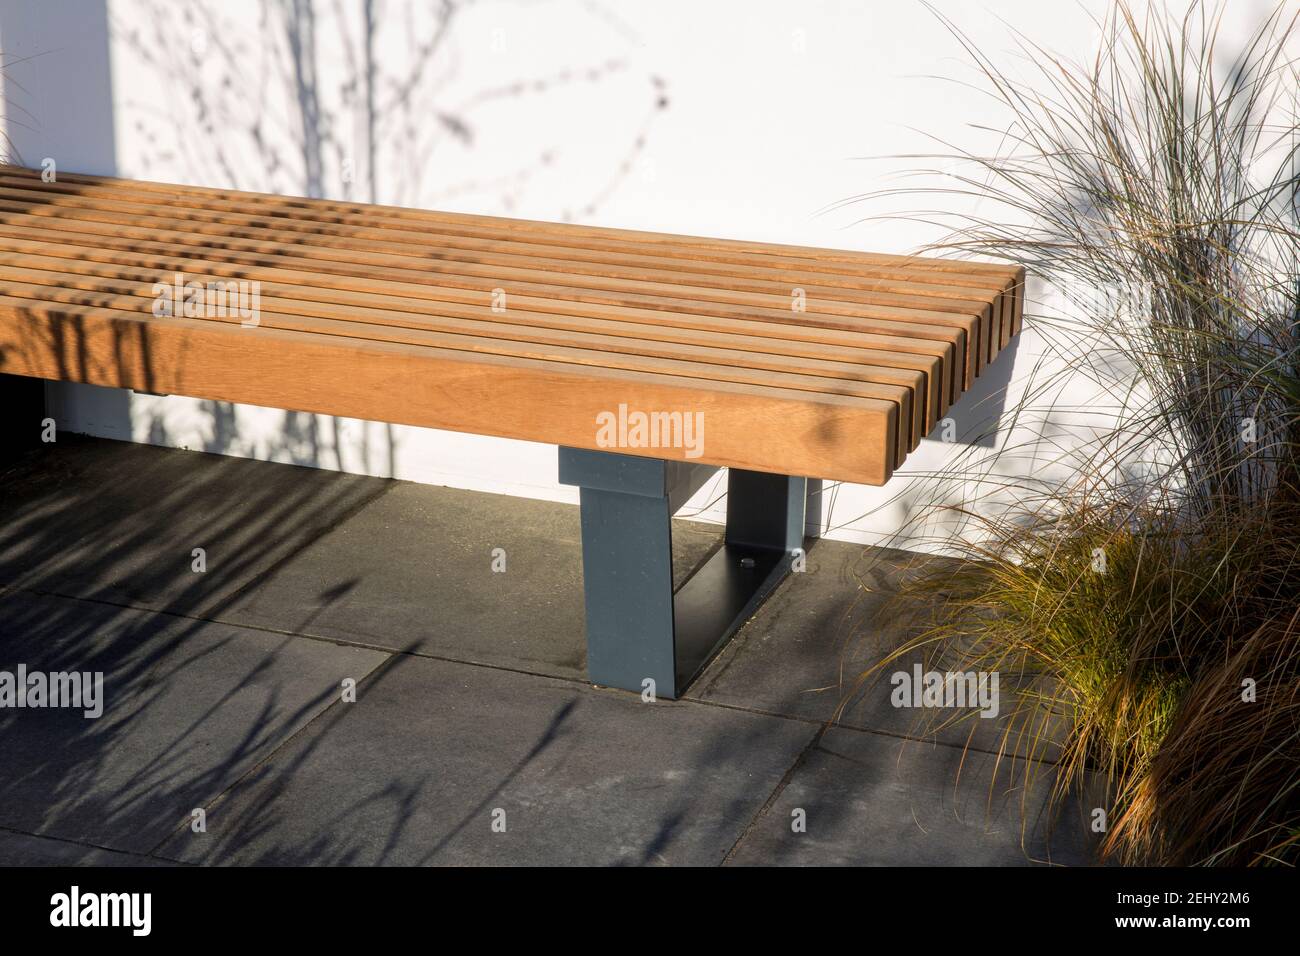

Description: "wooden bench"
0 165 1022 698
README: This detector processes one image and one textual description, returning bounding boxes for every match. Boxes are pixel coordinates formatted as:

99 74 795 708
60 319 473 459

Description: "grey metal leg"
559 447 808 699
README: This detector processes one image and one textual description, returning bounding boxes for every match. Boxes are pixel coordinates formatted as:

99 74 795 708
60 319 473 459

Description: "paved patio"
0 435 1097 866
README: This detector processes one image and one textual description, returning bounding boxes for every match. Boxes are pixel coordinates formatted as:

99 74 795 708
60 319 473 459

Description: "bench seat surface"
0 165 1021 484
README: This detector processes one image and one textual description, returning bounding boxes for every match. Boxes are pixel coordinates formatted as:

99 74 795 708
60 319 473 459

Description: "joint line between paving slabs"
0 822 195 866
719 721 830 865
142 648 400 860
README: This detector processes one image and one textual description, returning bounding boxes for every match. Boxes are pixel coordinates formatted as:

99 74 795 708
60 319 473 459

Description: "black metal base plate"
670 542 791 694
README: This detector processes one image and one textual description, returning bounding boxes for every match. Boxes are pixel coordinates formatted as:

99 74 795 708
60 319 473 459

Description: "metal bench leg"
559 447 807 699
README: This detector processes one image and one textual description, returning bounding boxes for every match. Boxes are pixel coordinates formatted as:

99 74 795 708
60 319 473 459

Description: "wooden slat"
0 237 948 426
1 164 1020 369
0 167 1017 287
0 165 1023 484
0 178 1000 299
0 295 898 482
0 183 995 377
0 210 975 394
0 271 922 460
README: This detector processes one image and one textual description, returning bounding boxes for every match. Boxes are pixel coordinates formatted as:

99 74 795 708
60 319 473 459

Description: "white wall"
2 0 1123 550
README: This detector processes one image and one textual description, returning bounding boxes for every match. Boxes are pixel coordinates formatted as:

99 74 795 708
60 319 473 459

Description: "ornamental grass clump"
856 1 1300 865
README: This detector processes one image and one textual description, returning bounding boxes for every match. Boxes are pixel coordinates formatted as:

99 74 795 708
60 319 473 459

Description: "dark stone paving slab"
0 830 178 866
726 727 1100 866
157 653 816 866
0 589 388 855
689 538 1065 758
0 435 1087 867
218 481 722 680
0 435 384 617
